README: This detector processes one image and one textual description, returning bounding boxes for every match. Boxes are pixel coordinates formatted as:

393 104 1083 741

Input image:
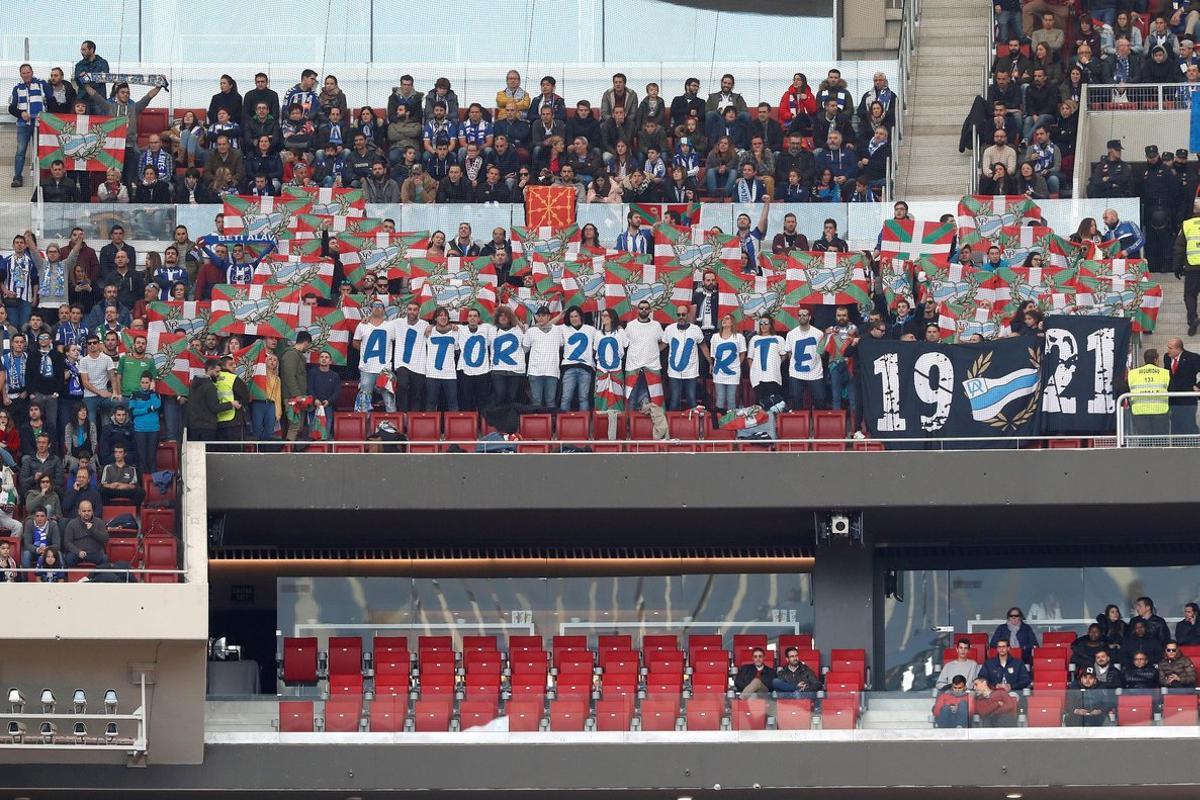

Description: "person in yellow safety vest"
1171 198 1200 336
215 353 250 444
1127 348 1170 436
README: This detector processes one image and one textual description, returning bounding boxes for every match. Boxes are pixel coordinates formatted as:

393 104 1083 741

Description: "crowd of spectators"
11 48 900 205
931 597 1199 728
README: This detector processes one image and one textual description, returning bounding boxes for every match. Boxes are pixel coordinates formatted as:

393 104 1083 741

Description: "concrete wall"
1076 108 1189 195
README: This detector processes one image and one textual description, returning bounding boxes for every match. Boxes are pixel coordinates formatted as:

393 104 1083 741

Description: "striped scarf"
12 80 46 127
79 72 167 87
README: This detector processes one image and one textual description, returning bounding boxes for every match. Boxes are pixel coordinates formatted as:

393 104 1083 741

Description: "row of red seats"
279 695 826 733
0 534 179 582
321 410 868 454
1025 693 1199 727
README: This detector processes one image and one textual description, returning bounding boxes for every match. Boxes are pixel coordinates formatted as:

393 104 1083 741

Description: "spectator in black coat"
1123 620 1164 666
36 160 79 202
1071 624 1112 668
133 166 172 203
208 74 243 126
1130 596 1171 642
733 648 776 698
1176 603 1200 646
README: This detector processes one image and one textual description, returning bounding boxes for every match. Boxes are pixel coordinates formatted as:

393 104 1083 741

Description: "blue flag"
1191 92 1200 153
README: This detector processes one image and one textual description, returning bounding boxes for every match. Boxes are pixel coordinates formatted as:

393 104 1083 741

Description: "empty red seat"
731 697 768 729
824 671 864 693
508 635 544 655
407 413 441 452
852 439 885 451
279 700 314 732
368 696 405 732
463 635 498 653
1117 694 1152 726
458 699 499 730
323 696 362 731
704 427 737 451
329 673 364 696
685 697 724 730
598 634 633 652
327 636 364 678
505 699 544 731
775 698 813 730
557 412 590 442
373 636 409 661
1026 694 1064 727
412 698 453 731
549 697 589 731
1181 645 1200 664
373 660 410 695
820 695 860 729
155 441 179 472
812 410 847 440
443 412 478 444
666 410 701 440
140 508 176 538
1047 438 1082 448
518 413 552 442
1162 694 1198 725
141 472 175 507
642 634 679 653
333 412 367 441
732 634 768 652
105 536 140 566
640 697 680 730
776 411 811 451
1042 631 1076 647
418 635 453 652
463 652 503 697
142 536 178 582
594 697 633 730
283 636 318 684
591 410 626 440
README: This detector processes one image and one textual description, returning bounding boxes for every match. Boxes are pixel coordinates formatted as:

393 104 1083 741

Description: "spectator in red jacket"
932 675 973 727
972 677 1018 727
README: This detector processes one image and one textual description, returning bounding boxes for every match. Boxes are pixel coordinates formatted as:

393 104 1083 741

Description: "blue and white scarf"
10 80 47 127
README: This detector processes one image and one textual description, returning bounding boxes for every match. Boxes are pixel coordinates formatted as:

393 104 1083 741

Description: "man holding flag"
9 63 49 188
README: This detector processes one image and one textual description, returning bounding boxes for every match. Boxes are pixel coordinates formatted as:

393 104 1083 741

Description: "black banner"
859 316 1132 441
1038 315 1132 435
859 336 1042 443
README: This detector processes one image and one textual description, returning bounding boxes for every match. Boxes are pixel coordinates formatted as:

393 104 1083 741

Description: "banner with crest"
956 195 1043 249
147 301 212 341
119 329 192 397
223 340 272 401
253 256 335 298
296 306 356 364
603 256 689 323
878 219 956 261
339 232 430 286
415 257 499 322
222 195 311 238
37 113 127 172
783 251 874 313
281 186 366 216
209 284 300 338
510 224 581 277
652 224 741 281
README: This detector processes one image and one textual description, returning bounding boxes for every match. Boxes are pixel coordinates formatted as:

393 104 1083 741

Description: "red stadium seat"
640 696 681 730
283 636 318 684
685 697 724 730
368 696 404 732
508 635 545 655
458 699 499 730
592 411 626 440
105 537 140 566
733 634 767 652
412 698 453 731
140 508 176 538
407 413 442 452
666 410 702 440
369 411 406 435
549 697 589 731
155 441 179 473
335 380 358 411
329 673 364 696
373 636 409 661
813 410 847 438
141 473 175 507
598 635 633 652
793 649 822 674
557 412 590 443
628 413 656 441
643 634 679 654
505 698 544 731
1117 694 1152 726
279 700 314 732
1042 631 1076 647
1181 645 1200 663
852 439 885 451
1025 694 1064 727
323 696 362 732
418 635 453 652
687 634 724 655
463 652 503 698
463 635 498 653
518 413 552 442
594 697 633 730
704 427 736 451
552 635 588 654
142 537 178 582
373 659 411 696
776 411 811 451
820 693 860 729
1047 438 1082 448
775 698 813 729
731 698 768 729
1162 694 1198 726
443 412 479 442
333 412 367 441
778 634 814 653
327 636 364 678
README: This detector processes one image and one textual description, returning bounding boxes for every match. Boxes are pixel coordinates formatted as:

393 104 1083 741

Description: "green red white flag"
539 254 607 312
989 225 1063 268
719 406 769 430
222 195 311 238
223 340 272 401
956 195 1042 248
500 283 562 323
784 251 874 311
652 224 741 282
146 301 212 341
510 224 580 276
879 219 956 261
877 257 915 310
913 258 983 307
295 214 388 237
296 306 355 365
209 284 300 338
281 186 366 216
119 329 192 397
339 232 430 285
37 112 127 171
416 257 498 322
253 255 335 298
711 266 803 330
1069 274 1162 333
603 256 690 323
936 298 1005 342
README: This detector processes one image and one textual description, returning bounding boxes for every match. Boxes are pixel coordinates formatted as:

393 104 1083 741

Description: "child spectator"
0 539 16 581
36 545 65 582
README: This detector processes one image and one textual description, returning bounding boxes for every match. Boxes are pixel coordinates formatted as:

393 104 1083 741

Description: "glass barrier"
42 202 177 241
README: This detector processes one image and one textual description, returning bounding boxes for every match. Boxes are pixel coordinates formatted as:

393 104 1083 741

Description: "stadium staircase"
895 0 990 198
1141 278 1187 354
0 128 32 205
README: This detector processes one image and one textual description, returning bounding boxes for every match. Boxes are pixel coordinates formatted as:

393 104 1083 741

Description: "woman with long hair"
593 308 627 413
747 315 785 407
251 352 282 441
62 401 96 474
489 305 527 405
708 313 745 414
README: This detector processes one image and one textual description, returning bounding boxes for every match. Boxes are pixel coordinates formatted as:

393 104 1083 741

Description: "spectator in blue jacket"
814 131 858 192
979 639 1032 691
1101 208 1144 257
705 105 748 152
989 606 1040 664
127 372 160 473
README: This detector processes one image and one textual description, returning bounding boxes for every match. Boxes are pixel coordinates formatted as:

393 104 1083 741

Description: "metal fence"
1084 83 1200 111
1114 391 1200 448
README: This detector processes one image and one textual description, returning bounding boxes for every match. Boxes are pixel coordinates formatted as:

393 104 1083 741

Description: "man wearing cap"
1065 668 1113 726
1087 139 1132 198
1143 145 1183 273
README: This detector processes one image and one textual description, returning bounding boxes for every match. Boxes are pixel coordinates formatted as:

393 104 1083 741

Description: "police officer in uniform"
1142 145 1182 273
1171 150 1197 228
1127 348 1170 436
1088 139 1132 199
1172 198 1200 336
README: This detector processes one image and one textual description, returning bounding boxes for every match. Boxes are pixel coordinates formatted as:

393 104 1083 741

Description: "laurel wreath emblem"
967 347 1041 430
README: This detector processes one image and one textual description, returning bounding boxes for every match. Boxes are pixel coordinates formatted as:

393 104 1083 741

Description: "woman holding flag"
593 309 627 413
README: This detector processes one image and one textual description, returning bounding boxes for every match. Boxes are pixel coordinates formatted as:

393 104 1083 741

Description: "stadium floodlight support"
7 688 24 713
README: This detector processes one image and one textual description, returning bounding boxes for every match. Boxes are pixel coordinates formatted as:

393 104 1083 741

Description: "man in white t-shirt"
523 306 562 408
79 334 118 425
662 304 706 410
559 306 598 412
389 300 428 411
624 300 665 407
424 306 460 412
783 307 828 410
352 299 395 412
456 308 493 411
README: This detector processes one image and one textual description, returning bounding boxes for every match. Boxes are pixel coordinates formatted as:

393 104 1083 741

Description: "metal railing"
0 566 186 581
896 0 919 148
1114 390 1200 448
1085 83 1200 111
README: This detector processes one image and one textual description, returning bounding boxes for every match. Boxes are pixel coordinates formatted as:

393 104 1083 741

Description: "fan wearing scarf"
8 63 49 188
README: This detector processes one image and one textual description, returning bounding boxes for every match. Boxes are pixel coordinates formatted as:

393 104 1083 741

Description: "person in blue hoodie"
127 372 161 474
979 638 1032 691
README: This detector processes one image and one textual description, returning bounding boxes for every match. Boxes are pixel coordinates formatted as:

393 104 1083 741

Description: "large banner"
1039 315 1131 435
37 113 127 172
859 315 1132 440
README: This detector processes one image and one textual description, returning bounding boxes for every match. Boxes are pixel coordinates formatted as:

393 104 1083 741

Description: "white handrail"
1114 390 1200 447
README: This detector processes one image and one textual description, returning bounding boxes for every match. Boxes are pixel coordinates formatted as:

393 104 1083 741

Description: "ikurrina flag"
416 257 498 322
37 113 127 171
956 195 1042 249
604 256 690 323
877 257 915 310
1069 274 1162 333
339 232 430 285
147 301 212 340
119 329 192 397
879 219 956 261
281 186 366 216
224 340 272 401
715 267 806 330
992 265 1073 317
209 284 300 337
510 224 580 276
222 195 311 239
652 224 741 281
296 305 355 364
989 226 1063 268
295 214 388 238
719 405 770 430
253 255 335 298
784 251 874 312
501 283 562 322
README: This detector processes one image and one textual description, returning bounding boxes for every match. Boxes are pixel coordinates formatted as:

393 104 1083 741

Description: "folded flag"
719 406 769 430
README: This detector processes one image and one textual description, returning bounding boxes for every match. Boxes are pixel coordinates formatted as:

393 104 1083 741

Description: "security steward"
215 354 250 443
1127 348 1171 436
1172 198 1200 336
